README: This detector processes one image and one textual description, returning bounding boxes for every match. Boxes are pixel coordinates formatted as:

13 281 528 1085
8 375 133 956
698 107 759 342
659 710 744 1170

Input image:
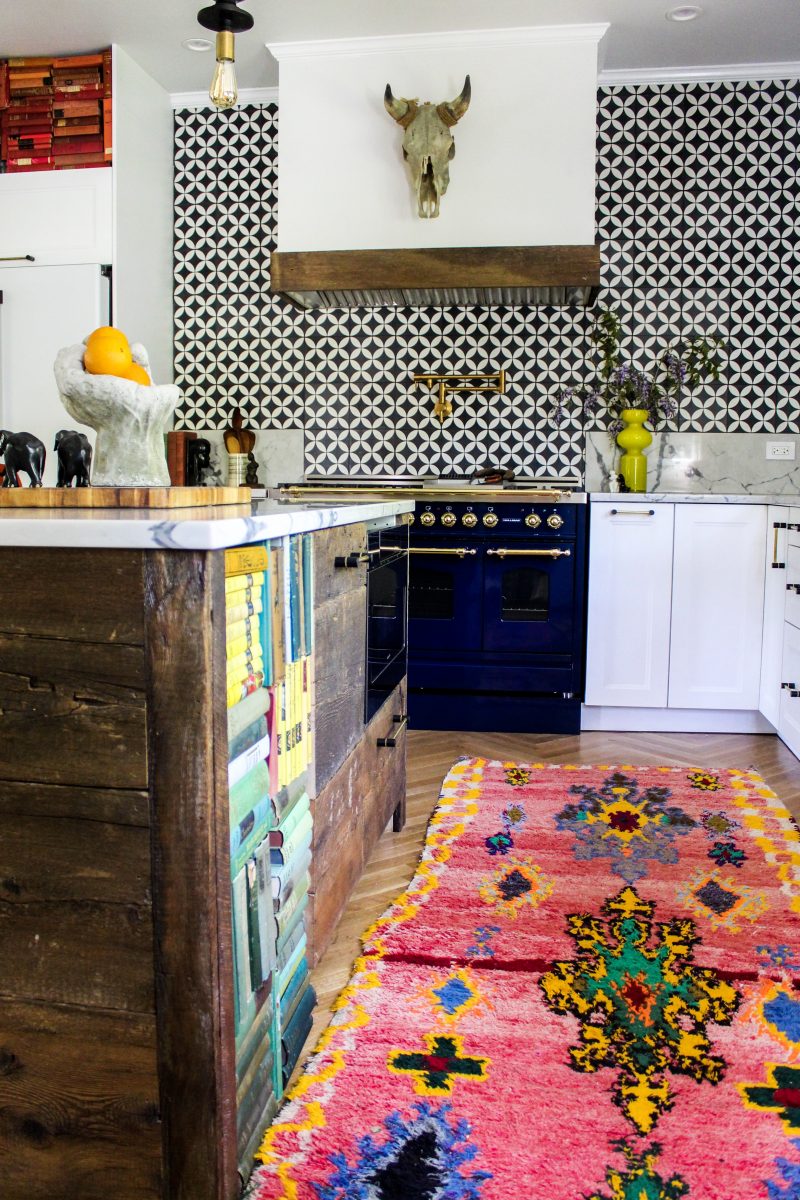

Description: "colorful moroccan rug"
250 759 800 1200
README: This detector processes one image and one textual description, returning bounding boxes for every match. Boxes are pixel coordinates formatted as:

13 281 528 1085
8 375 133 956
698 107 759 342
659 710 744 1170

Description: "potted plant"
553 308 725 492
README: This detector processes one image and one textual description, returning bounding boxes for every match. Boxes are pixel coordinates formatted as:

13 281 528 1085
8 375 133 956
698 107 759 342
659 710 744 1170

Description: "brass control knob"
525 513 542 529
420 511 436 526
462 512 478 528
547 513 564 530
408 513 415 524
482 512 499 528
441 512 456 527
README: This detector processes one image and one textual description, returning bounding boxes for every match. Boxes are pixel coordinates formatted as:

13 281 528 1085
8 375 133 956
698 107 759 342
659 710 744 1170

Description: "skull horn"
384 83 417 128
438 74 471 127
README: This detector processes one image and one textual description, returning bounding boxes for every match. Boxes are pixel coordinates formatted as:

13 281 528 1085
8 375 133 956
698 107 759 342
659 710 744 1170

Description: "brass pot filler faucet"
412 369 506 424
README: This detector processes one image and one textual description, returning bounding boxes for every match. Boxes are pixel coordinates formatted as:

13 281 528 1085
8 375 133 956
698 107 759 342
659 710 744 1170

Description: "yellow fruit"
86 325 129 349
84 336 134 377
122 363 151 386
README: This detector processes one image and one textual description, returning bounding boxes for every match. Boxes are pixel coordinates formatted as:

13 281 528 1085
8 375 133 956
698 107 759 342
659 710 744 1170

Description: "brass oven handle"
486 548 571 559
609 508 655 516
407 547 477 557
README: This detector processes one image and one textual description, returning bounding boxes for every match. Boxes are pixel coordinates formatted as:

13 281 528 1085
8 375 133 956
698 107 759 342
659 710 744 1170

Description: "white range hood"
267 24 608 308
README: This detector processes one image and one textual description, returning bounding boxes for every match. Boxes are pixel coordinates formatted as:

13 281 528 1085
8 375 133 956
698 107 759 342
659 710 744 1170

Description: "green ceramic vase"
616 408 652 493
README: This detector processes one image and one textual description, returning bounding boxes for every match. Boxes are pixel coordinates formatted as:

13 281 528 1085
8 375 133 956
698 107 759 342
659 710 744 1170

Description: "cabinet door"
0 265 110 486
0 169 112 265
585 503 674 707
760 506 790 726
669 505 766 710
778 620 800 759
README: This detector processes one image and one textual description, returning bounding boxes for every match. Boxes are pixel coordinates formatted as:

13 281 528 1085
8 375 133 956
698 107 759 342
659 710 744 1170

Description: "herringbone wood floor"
306 728 800 1044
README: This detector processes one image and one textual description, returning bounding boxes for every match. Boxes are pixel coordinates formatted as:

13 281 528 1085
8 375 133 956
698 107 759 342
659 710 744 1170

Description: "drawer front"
778 620 800 759
787 544 800 630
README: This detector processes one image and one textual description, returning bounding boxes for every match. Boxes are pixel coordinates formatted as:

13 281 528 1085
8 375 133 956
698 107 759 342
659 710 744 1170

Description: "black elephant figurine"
0 430 46 488
186 437 212 487
54 430 92 488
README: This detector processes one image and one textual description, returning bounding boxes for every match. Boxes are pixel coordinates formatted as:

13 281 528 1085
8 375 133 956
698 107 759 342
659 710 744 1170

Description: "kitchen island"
0 496 412 1200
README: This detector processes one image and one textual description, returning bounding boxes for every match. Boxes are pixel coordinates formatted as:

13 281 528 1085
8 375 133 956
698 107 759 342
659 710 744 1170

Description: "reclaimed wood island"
0 495 412 1200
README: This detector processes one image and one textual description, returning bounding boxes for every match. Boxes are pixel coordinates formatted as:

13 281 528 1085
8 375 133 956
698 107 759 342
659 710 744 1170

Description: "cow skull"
384 75 471 218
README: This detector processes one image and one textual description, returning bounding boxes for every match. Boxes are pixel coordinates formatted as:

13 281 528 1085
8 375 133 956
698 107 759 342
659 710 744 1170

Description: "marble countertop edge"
589 492 800 505
0 498 415 550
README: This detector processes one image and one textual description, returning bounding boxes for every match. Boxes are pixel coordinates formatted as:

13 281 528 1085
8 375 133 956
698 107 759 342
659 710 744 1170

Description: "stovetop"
275 474 586 503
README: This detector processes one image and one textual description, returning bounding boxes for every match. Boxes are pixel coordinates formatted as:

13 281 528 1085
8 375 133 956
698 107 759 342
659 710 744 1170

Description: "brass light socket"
216 29 235 61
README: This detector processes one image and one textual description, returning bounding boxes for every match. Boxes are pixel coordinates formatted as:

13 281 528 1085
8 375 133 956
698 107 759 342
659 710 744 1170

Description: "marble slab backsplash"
585 431 800 495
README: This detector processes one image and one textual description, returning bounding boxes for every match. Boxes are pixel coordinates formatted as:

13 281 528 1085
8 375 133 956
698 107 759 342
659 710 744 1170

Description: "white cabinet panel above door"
669 505 766 710
585 503 674 707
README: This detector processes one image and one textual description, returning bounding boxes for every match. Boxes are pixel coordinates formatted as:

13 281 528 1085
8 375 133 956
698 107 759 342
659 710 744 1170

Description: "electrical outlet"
766 441 796 461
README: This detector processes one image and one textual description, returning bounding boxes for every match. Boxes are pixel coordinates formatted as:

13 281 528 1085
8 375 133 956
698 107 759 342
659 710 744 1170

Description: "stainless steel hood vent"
270 246 600 310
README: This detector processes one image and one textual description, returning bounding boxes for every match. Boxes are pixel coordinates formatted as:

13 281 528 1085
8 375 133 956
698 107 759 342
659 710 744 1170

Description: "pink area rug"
250 759 800 1200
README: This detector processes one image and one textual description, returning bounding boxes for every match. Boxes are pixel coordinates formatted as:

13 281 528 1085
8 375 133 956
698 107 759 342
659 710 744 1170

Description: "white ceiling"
0 0 798 94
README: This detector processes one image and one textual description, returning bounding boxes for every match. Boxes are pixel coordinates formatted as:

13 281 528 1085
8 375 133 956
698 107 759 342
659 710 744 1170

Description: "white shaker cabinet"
585 503 674 706
668 504 767 709
778 532 800 758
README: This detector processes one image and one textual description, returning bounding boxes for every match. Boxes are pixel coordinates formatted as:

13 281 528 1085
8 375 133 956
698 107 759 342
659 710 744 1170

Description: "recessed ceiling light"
666 5 703 20
182 37 213 52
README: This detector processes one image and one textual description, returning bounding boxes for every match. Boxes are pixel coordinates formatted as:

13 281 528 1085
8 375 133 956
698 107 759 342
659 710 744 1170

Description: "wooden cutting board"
0 486 253 509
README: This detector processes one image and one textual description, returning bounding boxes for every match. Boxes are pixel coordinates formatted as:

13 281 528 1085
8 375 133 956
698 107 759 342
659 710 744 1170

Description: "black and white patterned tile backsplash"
173 78 800 478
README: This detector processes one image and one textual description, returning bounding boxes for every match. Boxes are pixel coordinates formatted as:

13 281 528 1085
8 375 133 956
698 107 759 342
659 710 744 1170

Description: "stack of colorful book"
0 49 111 173
226 546 281 1174
225 535 317 1178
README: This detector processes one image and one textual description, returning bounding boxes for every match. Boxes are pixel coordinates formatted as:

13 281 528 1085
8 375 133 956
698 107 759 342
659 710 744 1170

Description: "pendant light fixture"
196 0 254 110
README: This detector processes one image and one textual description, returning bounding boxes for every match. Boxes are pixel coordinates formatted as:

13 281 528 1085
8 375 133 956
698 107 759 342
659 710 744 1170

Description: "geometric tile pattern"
173 79 800 478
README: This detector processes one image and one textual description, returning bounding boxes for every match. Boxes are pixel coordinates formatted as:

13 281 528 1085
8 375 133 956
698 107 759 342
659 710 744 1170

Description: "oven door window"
407 541 483 652
483 543 575 653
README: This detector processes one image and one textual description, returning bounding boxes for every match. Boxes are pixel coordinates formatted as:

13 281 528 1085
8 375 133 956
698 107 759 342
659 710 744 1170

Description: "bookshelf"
0 515 408 1200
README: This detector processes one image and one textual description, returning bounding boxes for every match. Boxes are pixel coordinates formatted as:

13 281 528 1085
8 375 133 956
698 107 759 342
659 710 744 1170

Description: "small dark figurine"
186 438 212 486
54 430 92 488
0 430 46 487
245 452 262 488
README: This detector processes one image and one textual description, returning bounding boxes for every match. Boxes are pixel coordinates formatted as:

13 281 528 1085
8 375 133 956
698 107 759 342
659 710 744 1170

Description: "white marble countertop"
0 498 415 550
589 492 800 506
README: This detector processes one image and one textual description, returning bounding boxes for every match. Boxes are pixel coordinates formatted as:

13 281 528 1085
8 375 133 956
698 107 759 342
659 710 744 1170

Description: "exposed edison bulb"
209 30 237 109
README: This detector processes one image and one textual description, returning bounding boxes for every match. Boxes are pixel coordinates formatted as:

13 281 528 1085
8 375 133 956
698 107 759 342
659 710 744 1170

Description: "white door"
669 504 766 710
585 502 675 707
760 506 790 726
0 264 109 485
778 619 800 759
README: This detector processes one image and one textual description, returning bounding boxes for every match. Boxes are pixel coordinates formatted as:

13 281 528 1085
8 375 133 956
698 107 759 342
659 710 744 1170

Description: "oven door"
407 538 483 653
482 540 576 654
366 525 409 722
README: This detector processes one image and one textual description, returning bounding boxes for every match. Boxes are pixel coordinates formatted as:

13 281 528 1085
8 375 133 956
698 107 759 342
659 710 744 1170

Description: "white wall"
270 26 606 252
113 45 175 384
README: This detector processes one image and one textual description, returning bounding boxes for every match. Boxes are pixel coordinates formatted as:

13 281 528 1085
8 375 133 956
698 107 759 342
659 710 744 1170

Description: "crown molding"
267 24 610 62
599 61 800 86
170 86 279 110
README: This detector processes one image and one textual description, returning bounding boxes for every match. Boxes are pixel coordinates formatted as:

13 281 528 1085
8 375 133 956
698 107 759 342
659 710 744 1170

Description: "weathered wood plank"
271 244 601 292
312 523 368 606
309 683 406 965
0 548 144 644
0 634 147 789
314 587 367 793
0 780 150 828
0 998 162 1200
143 550 237 1200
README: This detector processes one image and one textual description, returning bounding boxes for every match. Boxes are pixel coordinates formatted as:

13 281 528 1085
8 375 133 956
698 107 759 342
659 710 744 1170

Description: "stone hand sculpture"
54 342 179 487
0 430 46 487
54 429 92 488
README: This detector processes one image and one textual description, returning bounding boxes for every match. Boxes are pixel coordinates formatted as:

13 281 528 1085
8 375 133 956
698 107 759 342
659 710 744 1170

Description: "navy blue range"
407 493 588 733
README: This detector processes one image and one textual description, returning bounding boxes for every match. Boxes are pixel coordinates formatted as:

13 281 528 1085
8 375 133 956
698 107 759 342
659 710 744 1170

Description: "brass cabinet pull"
377 714 408 748
774 522 787 569
0 254 35 263
408 547 477 557
609 508 655 516
486 548 571 559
